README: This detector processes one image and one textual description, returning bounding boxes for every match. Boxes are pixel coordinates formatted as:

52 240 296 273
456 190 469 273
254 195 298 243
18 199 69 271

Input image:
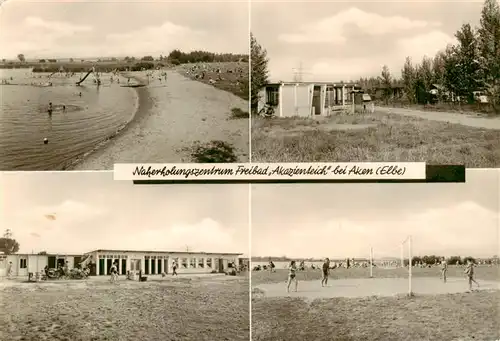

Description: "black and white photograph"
0 172 250 341
0 0 250 171
251 0 500 167
251 169 499 341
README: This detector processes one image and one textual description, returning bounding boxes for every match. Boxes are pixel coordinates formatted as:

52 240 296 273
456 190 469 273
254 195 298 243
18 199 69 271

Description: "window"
265 86 279 106
206 258 212 268
20 258 27 269
198 258 204 268
189 258 196 268
181 258 188 268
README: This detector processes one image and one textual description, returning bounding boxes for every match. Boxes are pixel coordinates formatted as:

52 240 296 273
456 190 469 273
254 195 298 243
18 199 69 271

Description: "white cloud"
0 16 93 58
282 30 456 81
396 30 456 62
104 21 207 57
0 17 210 58
278 7 440 44
85 217 241 254
253 201 498 259
406 201 498 257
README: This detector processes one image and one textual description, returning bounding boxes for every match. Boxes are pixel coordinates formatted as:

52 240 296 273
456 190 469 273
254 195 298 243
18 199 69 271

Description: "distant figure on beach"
48 102 53 115
127 78 130 85
440 258 448 283
62 105 66 112
7 261 13 278
321 258 330 287
109 262 118 283
63 261 69 277
78 92 82 97
286 260 298 293
172 260 178 276
269 260 275 273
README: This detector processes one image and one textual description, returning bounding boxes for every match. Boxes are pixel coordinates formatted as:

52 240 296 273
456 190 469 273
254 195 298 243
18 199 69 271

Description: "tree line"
249 0 499 114
364 0 499 112
6 50 248 70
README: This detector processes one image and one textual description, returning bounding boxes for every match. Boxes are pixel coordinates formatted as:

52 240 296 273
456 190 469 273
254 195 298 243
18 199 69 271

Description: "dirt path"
255 277 500 299
377 106 500 130
73 71 248 170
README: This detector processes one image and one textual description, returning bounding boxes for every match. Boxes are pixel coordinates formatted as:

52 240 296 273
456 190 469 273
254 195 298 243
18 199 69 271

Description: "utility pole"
292 61 304 82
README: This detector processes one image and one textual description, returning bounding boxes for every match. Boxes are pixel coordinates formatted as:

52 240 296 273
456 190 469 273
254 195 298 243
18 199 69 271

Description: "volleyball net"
370 235 413 295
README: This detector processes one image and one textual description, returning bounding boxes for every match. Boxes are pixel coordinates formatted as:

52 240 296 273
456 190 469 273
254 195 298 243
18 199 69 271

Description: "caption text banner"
114 163 426 181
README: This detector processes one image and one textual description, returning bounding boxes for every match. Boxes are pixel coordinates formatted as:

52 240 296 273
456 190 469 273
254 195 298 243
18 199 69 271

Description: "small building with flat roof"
0 249 242 278
258 81 360 118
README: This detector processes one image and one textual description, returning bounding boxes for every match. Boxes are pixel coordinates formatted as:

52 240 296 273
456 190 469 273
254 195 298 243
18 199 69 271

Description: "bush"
230 107 249 119
191 140 238 163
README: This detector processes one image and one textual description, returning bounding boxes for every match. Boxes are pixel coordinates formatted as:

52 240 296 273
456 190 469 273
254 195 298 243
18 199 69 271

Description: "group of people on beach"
440 258 479 291
281 258 481 293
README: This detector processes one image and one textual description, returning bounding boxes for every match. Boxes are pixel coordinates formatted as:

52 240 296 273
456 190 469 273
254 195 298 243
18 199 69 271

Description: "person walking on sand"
63 261 69 279
464 260 479 291
269 260 276 273
109 262 118 283
321 258 330 287
440 257 448 283
172 260 178 276
48 102 53 115
286 260 298 293
7 261 13 279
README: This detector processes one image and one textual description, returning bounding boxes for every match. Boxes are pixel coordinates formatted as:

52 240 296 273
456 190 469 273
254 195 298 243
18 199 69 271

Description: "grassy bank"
0 275 249 341
252 267 499 341
251 111 500 167
177 62 249 100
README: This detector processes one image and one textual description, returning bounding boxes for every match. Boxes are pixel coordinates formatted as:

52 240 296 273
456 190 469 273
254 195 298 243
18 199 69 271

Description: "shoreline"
70 69 249 169
65 72 149 170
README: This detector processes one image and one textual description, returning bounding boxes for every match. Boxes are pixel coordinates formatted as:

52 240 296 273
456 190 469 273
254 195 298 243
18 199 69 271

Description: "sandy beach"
72 70 249 170
0 274 249 341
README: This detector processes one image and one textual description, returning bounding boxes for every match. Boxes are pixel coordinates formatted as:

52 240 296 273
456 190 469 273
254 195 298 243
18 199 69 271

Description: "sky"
0 0 249 59
251 170 499 259
0 172 249 256
251 0 485 82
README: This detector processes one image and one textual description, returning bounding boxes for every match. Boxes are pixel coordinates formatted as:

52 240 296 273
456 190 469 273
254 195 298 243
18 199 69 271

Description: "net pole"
370 247 373 278
400 244 404 268
408 236 412 296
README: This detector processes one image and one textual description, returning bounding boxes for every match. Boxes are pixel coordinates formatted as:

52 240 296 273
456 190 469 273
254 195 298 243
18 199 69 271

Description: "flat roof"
86 249 242 256
266 81 359 86
5 253 84 257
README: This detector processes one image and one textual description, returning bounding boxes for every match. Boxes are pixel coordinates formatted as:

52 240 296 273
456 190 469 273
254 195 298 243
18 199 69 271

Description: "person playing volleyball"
321 258 330 287
286 260 298 293
464 259 479 291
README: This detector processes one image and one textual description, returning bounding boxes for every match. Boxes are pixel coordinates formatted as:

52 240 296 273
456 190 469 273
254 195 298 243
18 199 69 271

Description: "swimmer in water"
48 102 53 115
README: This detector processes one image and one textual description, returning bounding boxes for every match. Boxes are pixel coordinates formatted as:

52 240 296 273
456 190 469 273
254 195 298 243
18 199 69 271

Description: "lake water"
0 68 138 170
